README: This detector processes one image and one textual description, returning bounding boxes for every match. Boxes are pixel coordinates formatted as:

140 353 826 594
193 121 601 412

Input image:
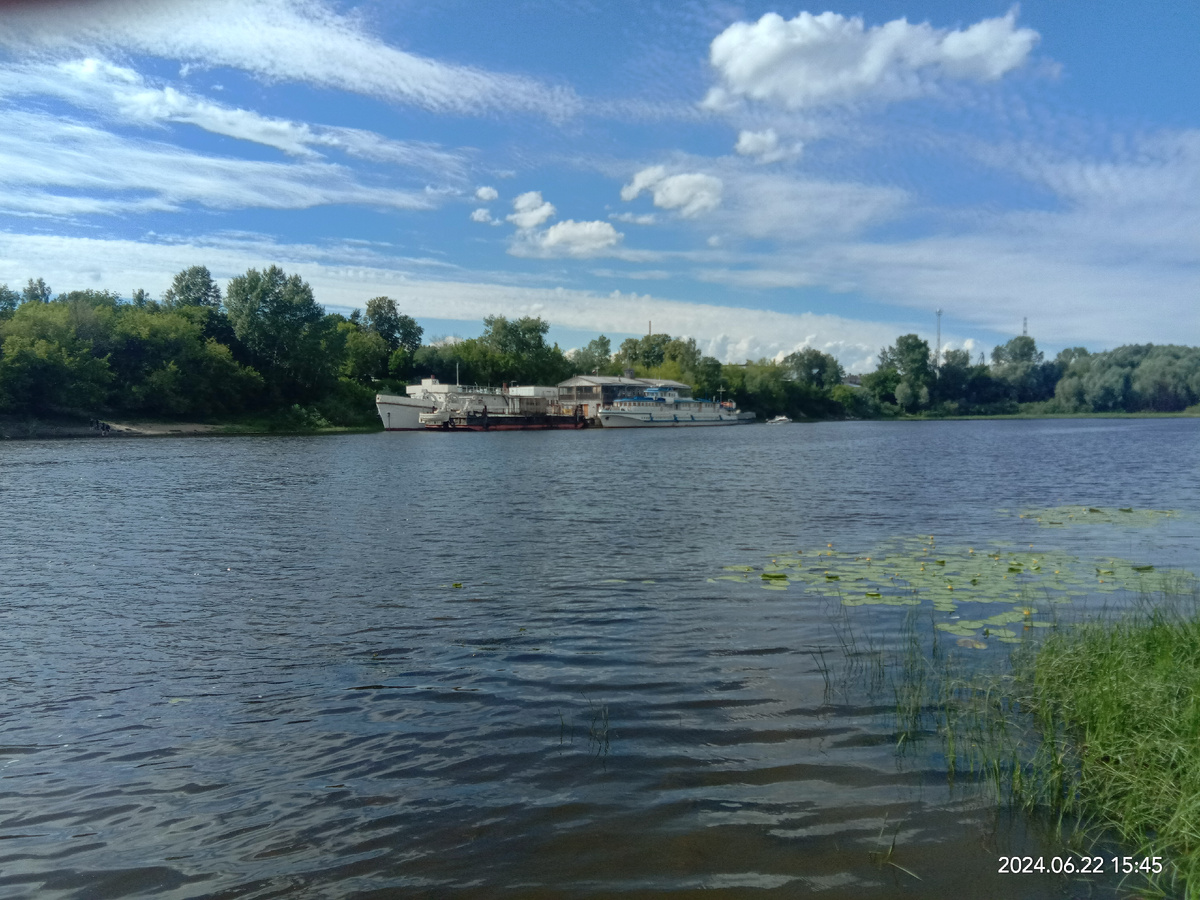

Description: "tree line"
857 333 1200 416
1 266 1197 425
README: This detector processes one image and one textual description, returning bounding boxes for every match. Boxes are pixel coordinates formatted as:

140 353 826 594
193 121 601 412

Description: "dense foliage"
858 334 1200 416
1 268 1197 425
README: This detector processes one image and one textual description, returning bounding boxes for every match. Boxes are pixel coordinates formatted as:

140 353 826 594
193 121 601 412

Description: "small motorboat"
766 414 792 424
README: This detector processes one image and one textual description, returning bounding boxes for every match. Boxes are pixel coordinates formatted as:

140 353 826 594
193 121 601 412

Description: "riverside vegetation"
734 515 1200 898
1 266 1198 430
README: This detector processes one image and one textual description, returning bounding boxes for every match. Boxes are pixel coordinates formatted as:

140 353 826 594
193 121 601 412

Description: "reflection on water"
1 419 1197 898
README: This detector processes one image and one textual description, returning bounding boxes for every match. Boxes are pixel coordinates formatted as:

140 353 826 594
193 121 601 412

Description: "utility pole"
935 308 942 369
1022 317 1028 337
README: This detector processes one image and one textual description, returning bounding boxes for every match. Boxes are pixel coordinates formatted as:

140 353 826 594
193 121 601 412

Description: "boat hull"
375 394 437 431
598 411 754 427
425 412 591 431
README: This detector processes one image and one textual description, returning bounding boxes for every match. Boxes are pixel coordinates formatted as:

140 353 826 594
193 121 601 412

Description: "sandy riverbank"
0 415 222 440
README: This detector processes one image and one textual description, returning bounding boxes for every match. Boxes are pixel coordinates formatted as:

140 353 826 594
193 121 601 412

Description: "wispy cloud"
0 108 435 216
0 0 580 118
0 57 468 178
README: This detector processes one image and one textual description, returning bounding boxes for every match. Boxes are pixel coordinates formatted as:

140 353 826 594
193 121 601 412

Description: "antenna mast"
935 309 942 369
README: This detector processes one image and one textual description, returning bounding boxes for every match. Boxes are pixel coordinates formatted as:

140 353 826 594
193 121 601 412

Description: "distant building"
842 374 863 388
557 375 692 418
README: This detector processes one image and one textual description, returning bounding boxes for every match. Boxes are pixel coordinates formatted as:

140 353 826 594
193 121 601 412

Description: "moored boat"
766 414 792 424
597 385 754 427
419 395 589 430
376 377 506 431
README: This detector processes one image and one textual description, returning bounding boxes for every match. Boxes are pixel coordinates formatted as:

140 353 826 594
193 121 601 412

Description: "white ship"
376 377 506 431
597 385 755 427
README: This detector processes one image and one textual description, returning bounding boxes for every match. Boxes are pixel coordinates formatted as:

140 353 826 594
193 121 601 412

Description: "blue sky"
0 0 1196 371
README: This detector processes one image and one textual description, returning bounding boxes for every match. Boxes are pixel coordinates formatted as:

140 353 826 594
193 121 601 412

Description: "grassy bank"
890 590 1200 898
1011 598 1200 896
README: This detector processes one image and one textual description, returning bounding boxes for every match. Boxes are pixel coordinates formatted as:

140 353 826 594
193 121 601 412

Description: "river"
2 418 1198 898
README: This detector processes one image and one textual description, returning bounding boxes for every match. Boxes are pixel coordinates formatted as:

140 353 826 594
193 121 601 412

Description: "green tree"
225 266 337 401
342 327 390 383
615 333 671 369
865 334 932 411
782 347 844 389
130 288 153 308
107 303 262 415
0 283 18 318
162 266 221 309
883 334 934 388
663 337 702 372
0 299 111 411
991 335 1057 402
933 348 971 405
22 278 51 304
861 366 901 407
364 296 422 353
570 335 612 374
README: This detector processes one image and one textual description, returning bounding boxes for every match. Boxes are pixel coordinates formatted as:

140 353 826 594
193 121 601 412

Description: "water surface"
2 419 1197 898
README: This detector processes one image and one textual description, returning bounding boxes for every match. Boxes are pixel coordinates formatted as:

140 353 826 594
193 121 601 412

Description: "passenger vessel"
597 385 755 427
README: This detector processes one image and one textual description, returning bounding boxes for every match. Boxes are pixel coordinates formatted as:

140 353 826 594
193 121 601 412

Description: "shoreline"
0 414 381 440
4 408 1196 440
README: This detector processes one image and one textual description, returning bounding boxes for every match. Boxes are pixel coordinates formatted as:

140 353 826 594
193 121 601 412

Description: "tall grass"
1007 591 1200 896
817 584 1200 896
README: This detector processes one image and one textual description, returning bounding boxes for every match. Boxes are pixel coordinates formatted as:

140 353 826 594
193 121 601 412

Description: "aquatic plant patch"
717 535 1197 644
1005 505 1179 528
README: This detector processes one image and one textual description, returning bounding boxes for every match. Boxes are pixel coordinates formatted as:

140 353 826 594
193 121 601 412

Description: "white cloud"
591 268 670 280
475 186 499 201
0 0 579 118
470 208 493 223
620 166 667 202
720 171 908 241
705 9 1039 110
610 212 657 225
734 128 801 163
535 220 623 257
0 108 433 216
0 57 467 177
507 190 556 229
621 166 723 217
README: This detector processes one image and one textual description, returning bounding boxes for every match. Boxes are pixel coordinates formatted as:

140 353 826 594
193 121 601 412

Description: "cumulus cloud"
475 185 499 201
0 0 579 118
621 166 723 217
734 128 801 163
537 220 622 256
469 208 493 223
507 190 556 229
0 57 467 177
704 9 1039 110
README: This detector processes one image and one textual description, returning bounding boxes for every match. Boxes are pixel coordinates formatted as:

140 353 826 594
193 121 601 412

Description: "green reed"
876 587 1200 898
